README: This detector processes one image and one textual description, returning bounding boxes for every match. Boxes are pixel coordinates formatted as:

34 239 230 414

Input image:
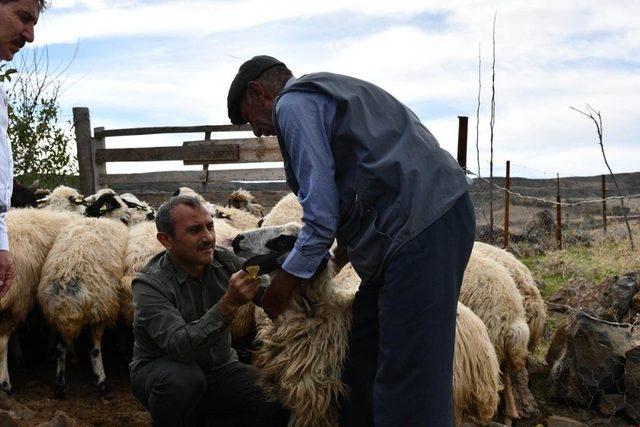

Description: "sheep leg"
90 326 109 398
0 334 12 394
503 364 519 422
54 341 67 399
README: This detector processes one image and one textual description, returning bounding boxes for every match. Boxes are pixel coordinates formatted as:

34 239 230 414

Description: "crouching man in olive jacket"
130 195 288 427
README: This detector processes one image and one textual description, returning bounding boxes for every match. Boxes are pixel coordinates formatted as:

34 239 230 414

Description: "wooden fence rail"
72 107 287 208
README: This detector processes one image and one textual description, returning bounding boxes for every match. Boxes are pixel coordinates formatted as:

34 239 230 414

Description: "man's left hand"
259 269 301 319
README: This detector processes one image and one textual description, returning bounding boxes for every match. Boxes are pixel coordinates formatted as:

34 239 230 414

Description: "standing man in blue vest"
227 55 475 426
0 0 46 300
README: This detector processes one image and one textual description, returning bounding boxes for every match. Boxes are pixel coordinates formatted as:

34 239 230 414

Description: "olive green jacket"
129 247 243 374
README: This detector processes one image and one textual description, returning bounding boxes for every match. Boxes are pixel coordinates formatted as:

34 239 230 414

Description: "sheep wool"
260 193 302 227
0 208 81 393
473 241 546 350
37 217 129 397
458 252 530 420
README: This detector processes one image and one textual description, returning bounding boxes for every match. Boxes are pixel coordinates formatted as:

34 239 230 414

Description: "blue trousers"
339 192 476 427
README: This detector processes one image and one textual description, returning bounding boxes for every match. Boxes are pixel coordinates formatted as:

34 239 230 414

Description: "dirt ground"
11 361 149 426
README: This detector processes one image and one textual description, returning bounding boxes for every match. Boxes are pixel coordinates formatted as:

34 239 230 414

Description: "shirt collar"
283 76 296 89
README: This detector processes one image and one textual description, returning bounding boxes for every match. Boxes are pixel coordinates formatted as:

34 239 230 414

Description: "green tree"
5 46 78 189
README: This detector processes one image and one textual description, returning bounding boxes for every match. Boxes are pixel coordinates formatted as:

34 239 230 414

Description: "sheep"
120 221 165 326
120 193 156 223
233 223 501 426
227 188 264 217
260 192 302 227
458 253 530 420
473 242 546 350
0 208 81 394
10 179 37 208
37 185 86 215
37 217 129 397
84 191 148 226
214 205 261 231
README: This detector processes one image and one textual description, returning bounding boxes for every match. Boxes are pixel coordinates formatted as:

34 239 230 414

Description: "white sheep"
473 242 546 350
234 223 501 426
458 253 530 420
260 192 302 227
37 217 129 398
120 193 156 224
227 188 264 218
37 185 86 215
0 208 81 394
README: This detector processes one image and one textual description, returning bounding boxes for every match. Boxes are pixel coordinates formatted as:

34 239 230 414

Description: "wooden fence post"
457 116 468 170
556 174 562 249
93 126 107 190
601 174 607 234
202 131 211 193
503 160 510 250
73 107 96 196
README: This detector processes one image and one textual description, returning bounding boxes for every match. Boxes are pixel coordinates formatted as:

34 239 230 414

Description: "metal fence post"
457 116 468 170
601 174 607 234
73 107 96 196
503 160 510 250
556 174 562 249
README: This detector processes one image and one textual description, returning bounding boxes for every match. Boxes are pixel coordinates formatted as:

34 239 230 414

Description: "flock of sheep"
1 185 546 426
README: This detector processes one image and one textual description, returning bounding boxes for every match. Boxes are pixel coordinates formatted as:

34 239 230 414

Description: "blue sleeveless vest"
273 72 469 282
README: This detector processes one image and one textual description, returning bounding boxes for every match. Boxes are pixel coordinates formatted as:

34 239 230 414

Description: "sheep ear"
265 235 297 252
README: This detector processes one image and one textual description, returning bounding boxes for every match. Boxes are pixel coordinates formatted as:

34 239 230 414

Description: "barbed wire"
466 170 640 207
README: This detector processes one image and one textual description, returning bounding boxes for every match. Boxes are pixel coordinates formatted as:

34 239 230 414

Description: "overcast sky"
12 0 640 178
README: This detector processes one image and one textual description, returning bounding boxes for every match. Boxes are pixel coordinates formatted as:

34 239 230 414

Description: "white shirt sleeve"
0 86 13 251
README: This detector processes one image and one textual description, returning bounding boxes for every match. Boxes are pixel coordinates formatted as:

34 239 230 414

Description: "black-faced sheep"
37 185 86 215
37 217 129 397
0 208 81 393
233 223 501 426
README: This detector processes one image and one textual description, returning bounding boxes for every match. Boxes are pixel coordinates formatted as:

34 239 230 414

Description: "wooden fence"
72 107 289 208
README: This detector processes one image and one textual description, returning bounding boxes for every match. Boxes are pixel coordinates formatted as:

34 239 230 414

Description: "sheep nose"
231 235 244 253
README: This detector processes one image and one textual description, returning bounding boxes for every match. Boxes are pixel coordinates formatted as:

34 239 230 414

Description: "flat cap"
227 55 285 125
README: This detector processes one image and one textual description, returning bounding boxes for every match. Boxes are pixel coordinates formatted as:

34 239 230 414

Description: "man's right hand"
0 250 15 301
217 270 260 319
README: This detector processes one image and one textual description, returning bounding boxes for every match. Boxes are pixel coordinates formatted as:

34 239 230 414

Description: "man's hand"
0 250 15 301
218 270 261 319
331 245 349 273
259 269 301 320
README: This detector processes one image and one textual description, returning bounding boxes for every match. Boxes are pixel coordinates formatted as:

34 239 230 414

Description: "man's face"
240 81 275 137
0 0 39 61
159 204 216 268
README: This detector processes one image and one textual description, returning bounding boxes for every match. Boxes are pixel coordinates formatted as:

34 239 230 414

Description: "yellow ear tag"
99 205 107 212
245 265 260 280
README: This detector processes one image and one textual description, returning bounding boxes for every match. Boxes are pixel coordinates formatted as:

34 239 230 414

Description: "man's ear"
157 232 172 250
247 81 264 99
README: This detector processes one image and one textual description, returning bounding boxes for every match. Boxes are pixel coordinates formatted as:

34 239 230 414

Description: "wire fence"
467 165 640 256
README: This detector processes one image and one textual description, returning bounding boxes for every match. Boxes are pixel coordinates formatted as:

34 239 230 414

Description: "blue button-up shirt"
275 78 339 279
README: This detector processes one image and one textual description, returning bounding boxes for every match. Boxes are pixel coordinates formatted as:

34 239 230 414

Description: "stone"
597 393 625 416
600 272 639 321
36 412 81 427
549 311 630 407
625 345 640 422
0 410 19 427
546 415 588 427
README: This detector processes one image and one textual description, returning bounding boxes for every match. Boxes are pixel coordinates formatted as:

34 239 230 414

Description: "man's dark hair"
251 64 293 98
0 0 49 12
155 196 207 236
